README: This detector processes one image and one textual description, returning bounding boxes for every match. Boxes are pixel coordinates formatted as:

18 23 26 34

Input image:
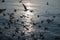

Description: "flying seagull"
0 9 6 13
22 3 34 12
22 3 28 11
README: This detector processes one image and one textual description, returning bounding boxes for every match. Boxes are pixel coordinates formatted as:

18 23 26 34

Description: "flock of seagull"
0 0 60 40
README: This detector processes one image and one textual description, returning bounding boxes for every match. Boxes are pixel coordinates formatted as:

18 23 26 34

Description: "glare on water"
23 3 34 34
0 0 60 40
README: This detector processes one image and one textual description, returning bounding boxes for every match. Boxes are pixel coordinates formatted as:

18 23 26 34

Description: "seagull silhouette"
22 3 34 12
22 3 28 11
0 9 6 13
2 0 5 2
47 2 49 5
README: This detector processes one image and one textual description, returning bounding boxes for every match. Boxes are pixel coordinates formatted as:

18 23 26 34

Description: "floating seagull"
15 27 19 33
21 32 25 36
14 9 17 12
38 25 41 28
4 27 8 29
37 15 40 18
44 27 48 30
46 19 53 23
31 33 34 37
2 0 5 2
41 20 44 24
47 2 49 5
18 36 20 40
58 24 60 27
2 22 5 25
22 4 34 12
0 31 2 34
3 13 6 16
53 16 56 18
12 33 15 37
33 37 37 40
0 9 6 13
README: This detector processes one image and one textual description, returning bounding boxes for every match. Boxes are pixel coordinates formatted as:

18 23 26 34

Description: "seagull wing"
22 4 28 11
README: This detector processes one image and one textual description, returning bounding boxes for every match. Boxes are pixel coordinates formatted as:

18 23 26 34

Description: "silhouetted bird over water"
0 31 2 34
58 24 60 27
3 13 6 16
53 16 56 18
46 19 53 23
14 9 17 12
2 0 5 2
0 9 6 13
22 3 34 12
38 25 41 28
41 20 44 24
15 27 19 33
47 2 49 5
22 4 28 11
12 33 15 37
37 15 40 18
4 27 8 29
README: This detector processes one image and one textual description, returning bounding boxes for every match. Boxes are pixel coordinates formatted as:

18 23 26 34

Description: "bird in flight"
0 9 6 13
22 3 34 12
22 3 28 11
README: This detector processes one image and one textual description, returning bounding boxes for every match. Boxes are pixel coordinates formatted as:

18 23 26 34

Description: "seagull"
46 19 53 23
22 3 34 12
47 2 49 5
0 9 6 13
22 4 28 11
3 13 6 16
15 27 19 33
14 9 17 12
2 0 5 2
53 16 56 18
4 27 8 29
41 20 44 24
0 31 2 34
58 24 60 27
37 15 40 18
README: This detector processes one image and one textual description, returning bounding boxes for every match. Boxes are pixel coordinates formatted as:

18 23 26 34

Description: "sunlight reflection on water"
20 2 35 35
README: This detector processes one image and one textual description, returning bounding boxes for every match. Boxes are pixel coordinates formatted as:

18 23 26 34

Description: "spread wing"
22 4 28 11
